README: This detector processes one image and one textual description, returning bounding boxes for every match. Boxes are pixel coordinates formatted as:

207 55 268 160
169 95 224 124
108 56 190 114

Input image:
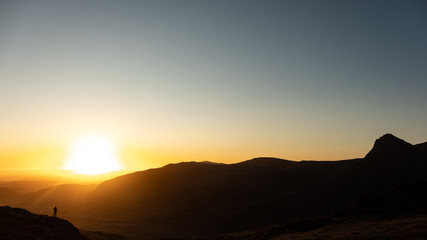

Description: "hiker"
53 206 57 218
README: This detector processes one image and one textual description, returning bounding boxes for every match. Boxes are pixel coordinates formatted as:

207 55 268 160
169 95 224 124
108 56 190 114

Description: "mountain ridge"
2 133 427 240
83 133 427 238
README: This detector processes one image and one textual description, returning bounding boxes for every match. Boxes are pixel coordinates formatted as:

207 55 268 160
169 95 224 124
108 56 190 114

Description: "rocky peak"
364 134 413 161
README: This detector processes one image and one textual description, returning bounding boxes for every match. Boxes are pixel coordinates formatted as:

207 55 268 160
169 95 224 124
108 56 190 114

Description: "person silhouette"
53 206 57 218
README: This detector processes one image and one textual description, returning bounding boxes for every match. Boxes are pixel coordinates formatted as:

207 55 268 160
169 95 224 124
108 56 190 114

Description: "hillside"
188 181 427 240
0 206 85 240
87 158 358 237
1 133 426 239
84 134 427 239
172 214 427 240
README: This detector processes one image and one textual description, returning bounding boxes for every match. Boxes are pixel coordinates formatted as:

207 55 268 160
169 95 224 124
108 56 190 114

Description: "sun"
63 134 123 175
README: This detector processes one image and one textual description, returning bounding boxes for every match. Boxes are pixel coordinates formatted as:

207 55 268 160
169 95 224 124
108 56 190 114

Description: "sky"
1 0 427 171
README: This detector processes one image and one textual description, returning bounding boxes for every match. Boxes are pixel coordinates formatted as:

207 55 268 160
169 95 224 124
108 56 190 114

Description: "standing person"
53 206 57 218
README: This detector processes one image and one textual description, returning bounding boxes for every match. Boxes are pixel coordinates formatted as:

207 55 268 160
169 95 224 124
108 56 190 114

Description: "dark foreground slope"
0 206 85 240
180 181 427 240
86 134 427 239
178 214 427 240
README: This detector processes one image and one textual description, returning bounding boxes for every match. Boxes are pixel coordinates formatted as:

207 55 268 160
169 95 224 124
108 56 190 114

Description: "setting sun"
63 135 123 175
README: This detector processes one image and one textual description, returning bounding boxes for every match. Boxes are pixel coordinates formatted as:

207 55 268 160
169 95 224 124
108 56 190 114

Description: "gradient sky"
1 0 427 171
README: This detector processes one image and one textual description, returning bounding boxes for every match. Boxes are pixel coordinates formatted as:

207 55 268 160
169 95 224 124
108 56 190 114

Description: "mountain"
364 134 426 168
84 134 427 239
327 134 427 210
0 206 85 240
87 158 360 237
2 134 426 239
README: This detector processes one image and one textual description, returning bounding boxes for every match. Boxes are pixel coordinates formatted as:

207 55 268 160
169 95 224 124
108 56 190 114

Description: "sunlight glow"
63 134 123 175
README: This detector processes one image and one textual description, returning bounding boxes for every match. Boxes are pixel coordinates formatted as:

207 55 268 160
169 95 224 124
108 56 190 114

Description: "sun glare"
63 134 123 175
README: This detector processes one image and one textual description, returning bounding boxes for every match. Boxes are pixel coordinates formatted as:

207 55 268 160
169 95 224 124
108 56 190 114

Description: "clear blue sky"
1 0 426 168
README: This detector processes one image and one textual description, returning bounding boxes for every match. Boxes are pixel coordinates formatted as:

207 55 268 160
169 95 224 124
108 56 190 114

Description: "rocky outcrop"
0 206 85 240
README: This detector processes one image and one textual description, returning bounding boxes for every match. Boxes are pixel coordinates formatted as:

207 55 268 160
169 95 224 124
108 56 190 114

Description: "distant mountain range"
1 133 427 239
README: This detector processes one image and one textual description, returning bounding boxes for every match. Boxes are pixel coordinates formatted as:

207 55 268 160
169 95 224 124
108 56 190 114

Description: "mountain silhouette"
365 133 423 164
83 134 427 238
322 134 427 212
2 134 426 239
0 206 85 240
335 134 427 197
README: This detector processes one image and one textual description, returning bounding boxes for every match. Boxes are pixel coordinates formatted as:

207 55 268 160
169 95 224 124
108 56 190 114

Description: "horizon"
0 132 425 183
1 0 427 176
1 135 427 240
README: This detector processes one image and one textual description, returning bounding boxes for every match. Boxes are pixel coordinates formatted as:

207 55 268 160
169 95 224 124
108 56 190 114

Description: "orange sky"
0 131 383 174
